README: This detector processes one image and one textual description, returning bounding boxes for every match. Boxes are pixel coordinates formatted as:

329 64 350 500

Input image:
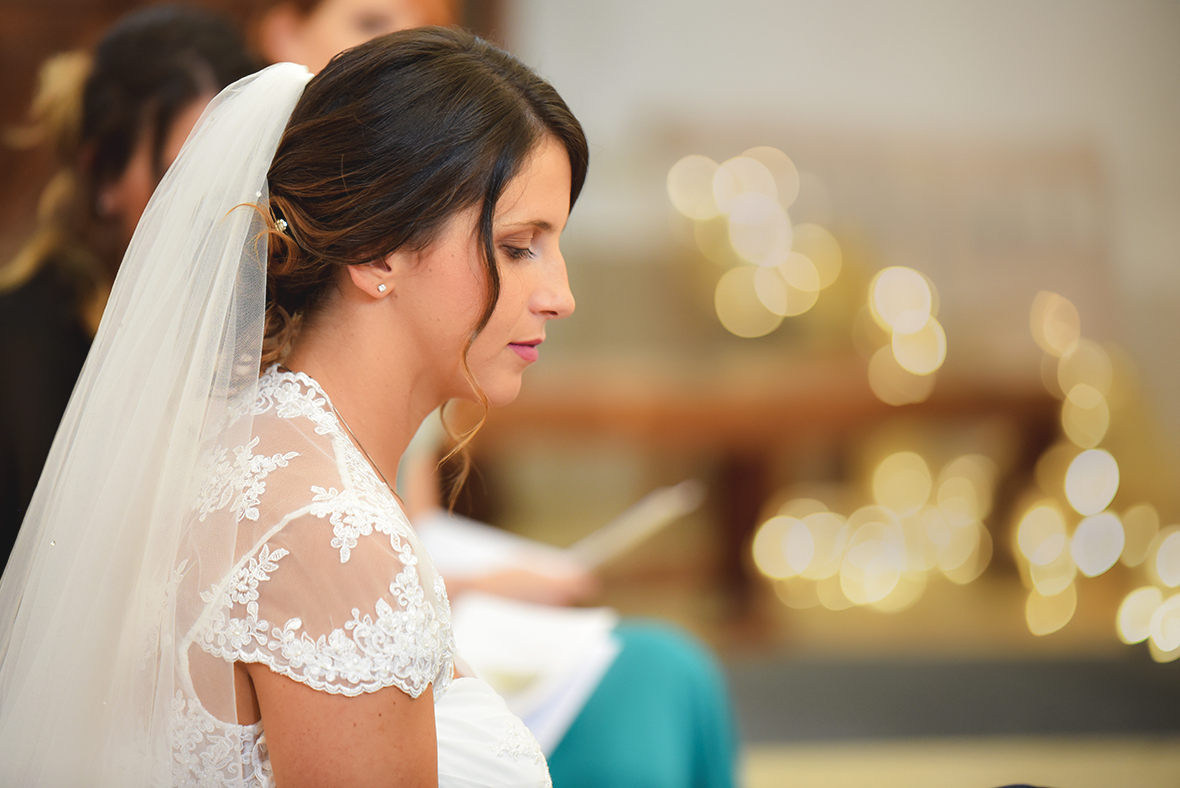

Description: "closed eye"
502 245 535 261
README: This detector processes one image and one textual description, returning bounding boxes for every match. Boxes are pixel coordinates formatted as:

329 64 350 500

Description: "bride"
0 27 586 787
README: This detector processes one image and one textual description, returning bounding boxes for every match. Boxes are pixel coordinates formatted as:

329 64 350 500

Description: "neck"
282 297 448 486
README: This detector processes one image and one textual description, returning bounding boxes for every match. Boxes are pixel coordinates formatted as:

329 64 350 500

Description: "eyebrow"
498 220 554 233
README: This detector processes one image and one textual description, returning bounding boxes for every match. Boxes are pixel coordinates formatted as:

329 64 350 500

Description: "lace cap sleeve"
189 370 454 700
198 506 453 698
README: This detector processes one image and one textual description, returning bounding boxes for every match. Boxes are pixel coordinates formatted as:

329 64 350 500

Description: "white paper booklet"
449 592 621 754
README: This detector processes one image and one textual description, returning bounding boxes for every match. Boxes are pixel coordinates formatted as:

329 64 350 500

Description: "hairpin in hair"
275 218 288 233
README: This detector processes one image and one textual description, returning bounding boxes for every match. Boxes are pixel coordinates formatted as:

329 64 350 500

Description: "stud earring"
377 283 387 293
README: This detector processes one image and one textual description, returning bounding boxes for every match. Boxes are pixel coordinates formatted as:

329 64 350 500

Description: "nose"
535 251 575 319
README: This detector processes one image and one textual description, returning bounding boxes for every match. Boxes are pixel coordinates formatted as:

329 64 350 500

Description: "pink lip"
510 340 540 363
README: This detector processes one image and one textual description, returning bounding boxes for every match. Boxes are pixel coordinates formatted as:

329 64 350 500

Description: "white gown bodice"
170 366 549 787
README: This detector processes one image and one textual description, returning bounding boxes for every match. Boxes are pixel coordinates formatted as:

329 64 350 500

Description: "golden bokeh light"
713 155 778 213
867 346 936 406
780 252 822 293
1026 582 1077 636
751 515 794 579
942 523 991 585
714 265 783 337
846 504 901 531
917 507 950 571
937 454 997 526
903 510 940 572
1061 384 1110 448
727 191 792 265
799 511 849 580
1057 339 1113 398
1149 593 1180 651
778 498 829 518
870 266 932 334
891 318 947 375
741 146 800 208
937 519 981 573
872 451 932 516
755 265 818 317
774 576 820 609
1034 442 1079 498
817 574 855 611
790 223 842 289
753 265 789 315
1028 545 1077 596
1063 449 1119 515
1154 529 1180 587
667 154 721 220
1040 353 1065 399
1148 636 1180 663
1117 586 1162 645
1069 512 1125 577
1016 502 1068 565
1121 503 1160 567
693 216 737 266
840 521 906 605
869 571 928 613
1029 291 1081 357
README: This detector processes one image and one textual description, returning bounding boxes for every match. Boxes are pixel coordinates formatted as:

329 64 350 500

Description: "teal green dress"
546 621 738 787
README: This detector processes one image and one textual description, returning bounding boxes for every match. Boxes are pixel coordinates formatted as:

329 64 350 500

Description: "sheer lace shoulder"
184 366 454 700
170 368 550 788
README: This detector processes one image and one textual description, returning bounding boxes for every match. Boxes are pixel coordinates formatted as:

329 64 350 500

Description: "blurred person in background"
0 5 258 567
250 0 457 72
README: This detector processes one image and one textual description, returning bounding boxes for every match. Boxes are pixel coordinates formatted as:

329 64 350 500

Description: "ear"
346 258 396 299
257 4 307 66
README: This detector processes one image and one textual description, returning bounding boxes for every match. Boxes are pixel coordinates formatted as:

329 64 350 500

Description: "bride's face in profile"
392 135 575 407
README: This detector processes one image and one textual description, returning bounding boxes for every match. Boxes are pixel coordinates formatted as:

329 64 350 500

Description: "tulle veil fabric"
0 63 312 785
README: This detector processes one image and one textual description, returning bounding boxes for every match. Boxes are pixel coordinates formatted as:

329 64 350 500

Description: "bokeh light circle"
667 155 721 220
1149 593 1180 651
790 224 842 289
1070 512 1125 577
891 318 947 375
741 146 800 208
1029 291 1080 357
714 266 783 338
727 191 792 265
871 267 932 334
713 156 777 214
1026 583 1077 636
1117 586 1163 644
1063 449 1119 515
872 452 932 516
868 346 936 406
1155 530 1180 587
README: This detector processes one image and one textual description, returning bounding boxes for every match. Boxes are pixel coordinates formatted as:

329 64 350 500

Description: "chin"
453 374 523 408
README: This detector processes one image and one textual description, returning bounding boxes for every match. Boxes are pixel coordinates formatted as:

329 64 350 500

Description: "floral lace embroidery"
199 547 447 698
171 690 270 787
309 486 407 563
177 367 465 786
193 437 299 523
492 716 547 764
248 366 337 434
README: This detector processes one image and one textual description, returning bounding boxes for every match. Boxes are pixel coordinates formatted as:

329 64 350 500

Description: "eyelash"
502 245 534 261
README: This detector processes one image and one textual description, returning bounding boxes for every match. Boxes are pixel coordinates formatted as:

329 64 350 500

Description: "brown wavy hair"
260 26 588 499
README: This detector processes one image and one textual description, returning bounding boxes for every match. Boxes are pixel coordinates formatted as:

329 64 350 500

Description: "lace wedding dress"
173 366 550 787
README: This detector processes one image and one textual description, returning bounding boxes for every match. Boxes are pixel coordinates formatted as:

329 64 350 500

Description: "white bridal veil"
0 63 312 784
